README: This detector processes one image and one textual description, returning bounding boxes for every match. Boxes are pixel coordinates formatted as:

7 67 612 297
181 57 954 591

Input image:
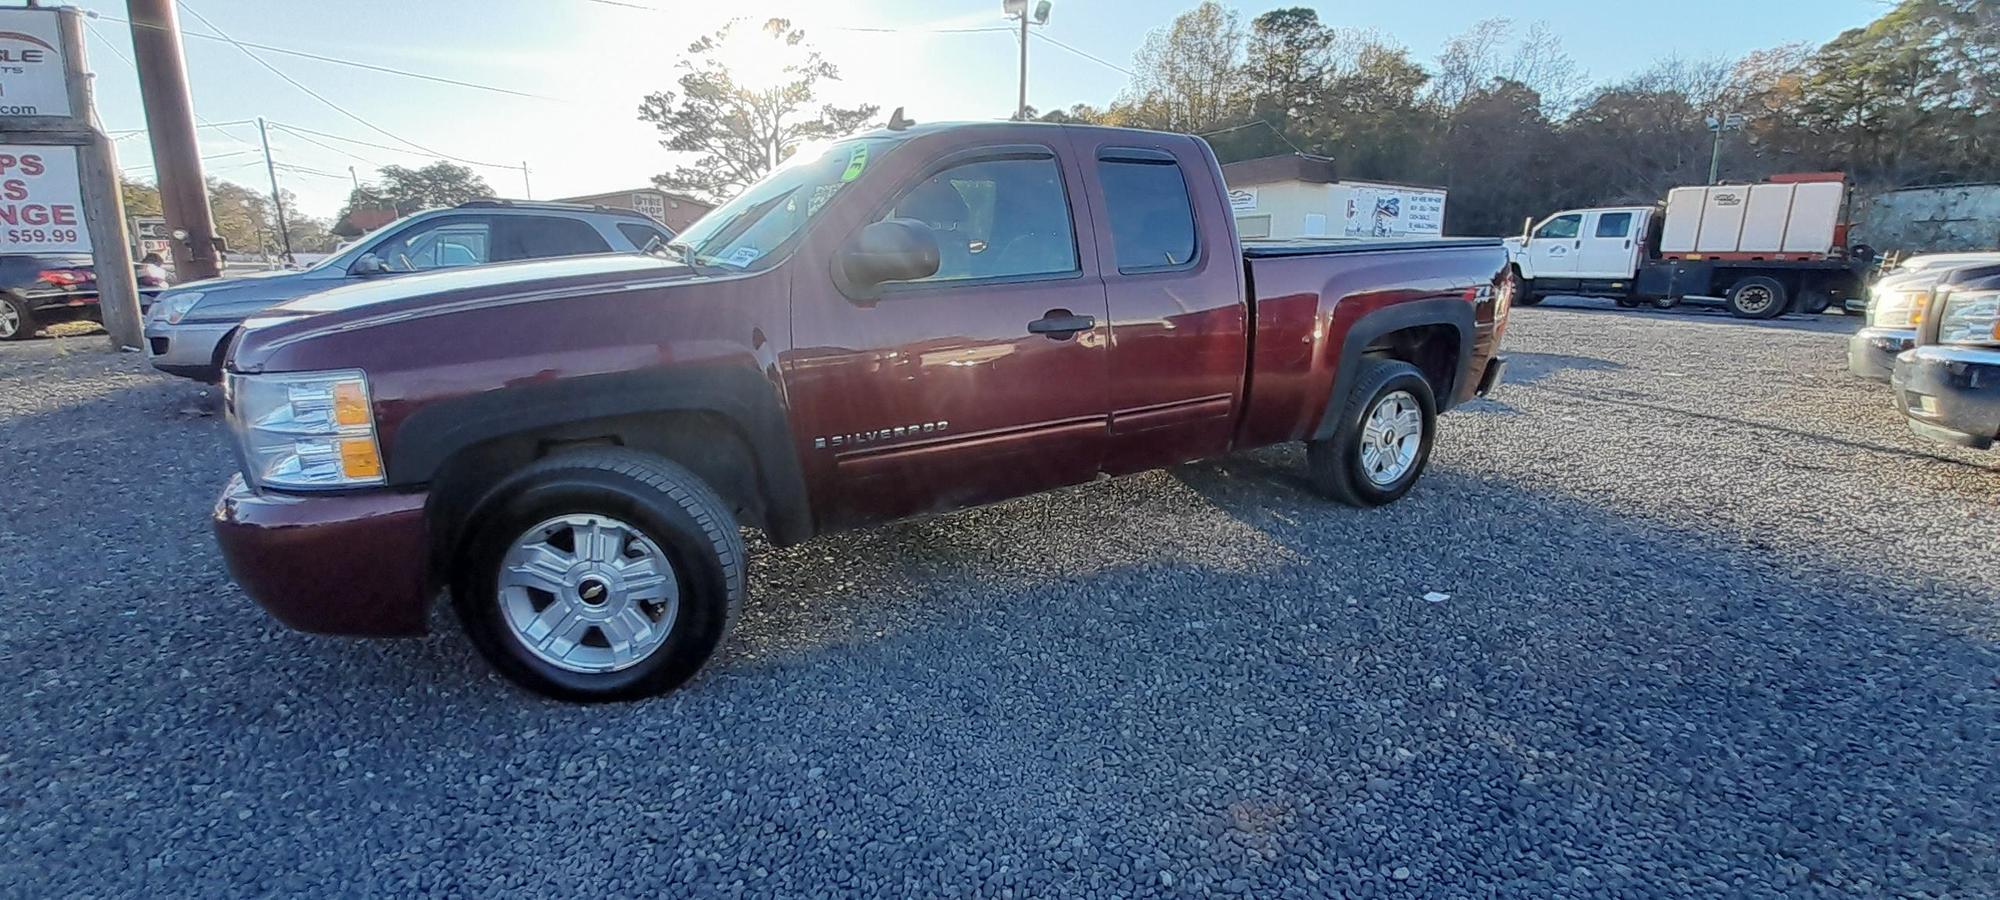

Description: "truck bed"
1241 236 1503 259
1235 237 1509 450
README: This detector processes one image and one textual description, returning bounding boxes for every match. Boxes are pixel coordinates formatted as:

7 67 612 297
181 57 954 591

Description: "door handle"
1028 311 1094 339
1573 239 1582 249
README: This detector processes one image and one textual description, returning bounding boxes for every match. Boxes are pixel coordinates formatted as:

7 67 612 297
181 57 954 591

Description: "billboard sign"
0 145 89 253
0 9 70 117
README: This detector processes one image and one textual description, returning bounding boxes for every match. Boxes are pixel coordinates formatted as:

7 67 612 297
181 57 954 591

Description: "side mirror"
835 218 940 300
351 253 391 277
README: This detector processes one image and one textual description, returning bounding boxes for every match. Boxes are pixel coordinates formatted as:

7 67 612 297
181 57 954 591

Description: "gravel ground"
4 303 1997 897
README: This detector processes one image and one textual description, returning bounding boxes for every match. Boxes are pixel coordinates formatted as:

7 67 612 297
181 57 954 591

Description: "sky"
67 0 1888 221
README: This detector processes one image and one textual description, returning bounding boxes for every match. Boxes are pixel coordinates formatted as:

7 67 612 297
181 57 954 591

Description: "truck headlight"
1935 290 2000 347
225 369 385 490
151 291 204 325
1868 288 1927 328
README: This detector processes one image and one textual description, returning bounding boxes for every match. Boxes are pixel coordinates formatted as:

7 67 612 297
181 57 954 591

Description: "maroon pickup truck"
213 121 1510 701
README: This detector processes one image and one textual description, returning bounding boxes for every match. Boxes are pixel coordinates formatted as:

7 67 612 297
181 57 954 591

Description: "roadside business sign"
0 144 88 252
0 8 71 117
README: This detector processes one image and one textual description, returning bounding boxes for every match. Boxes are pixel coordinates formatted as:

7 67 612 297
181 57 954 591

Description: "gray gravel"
4 304 1997 897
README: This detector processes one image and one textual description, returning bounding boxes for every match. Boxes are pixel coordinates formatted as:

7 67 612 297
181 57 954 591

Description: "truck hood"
231 254 698 370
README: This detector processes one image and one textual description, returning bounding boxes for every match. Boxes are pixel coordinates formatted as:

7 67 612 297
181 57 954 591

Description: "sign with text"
0 146 89 252
1227 187 1258 211
0 9 70 117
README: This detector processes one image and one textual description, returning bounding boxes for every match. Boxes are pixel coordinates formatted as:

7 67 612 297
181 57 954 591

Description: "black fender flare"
387 365 814 545
1311 298 1476 441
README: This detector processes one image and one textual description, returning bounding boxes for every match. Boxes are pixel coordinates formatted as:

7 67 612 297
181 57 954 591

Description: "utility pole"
256 116 291 261
1004 1 1051 121
521 161 532 199
127 0 221 281
347 165 359 189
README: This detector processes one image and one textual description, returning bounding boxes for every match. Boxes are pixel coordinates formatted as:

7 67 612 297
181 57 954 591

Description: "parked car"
144 200 675 381
1891 262 2000 449
1845 251 2000 315
210 121 1512 701
0 253 171 340
1846 256 2000 381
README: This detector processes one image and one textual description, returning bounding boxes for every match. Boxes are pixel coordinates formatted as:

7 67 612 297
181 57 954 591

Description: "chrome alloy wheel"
1359 390 1423 486
0 302 19 338
497 514 680 674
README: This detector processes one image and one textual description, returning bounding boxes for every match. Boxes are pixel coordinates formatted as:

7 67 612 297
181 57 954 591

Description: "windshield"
665 137 893 273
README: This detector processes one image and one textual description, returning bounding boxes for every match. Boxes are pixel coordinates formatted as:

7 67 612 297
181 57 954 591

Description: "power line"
1030 31 1132 76
123 148 260 172
1197 120 1305 156
264 120 521 172
265 122 384 167
85 10 556 101
176 1 517 171
570 1 1013 34
272 161 349 180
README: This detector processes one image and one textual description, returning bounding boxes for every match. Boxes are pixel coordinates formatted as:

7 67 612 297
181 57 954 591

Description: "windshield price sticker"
841 145 869 182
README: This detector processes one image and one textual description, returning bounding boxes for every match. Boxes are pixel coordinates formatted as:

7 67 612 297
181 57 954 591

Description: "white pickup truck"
1504 175 1872 318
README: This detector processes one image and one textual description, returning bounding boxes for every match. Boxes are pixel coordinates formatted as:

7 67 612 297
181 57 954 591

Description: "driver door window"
370 218 492 273
880 156 1077 285
1535 214 1581 240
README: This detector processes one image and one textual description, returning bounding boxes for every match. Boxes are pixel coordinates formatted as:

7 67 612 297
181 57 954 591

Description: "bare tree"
637 18 878 202
1114 2 1249 133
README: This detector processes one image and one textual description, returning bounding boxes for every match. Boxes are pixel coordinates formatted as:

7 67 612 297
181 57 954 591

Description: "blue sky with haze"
70 0 1883 219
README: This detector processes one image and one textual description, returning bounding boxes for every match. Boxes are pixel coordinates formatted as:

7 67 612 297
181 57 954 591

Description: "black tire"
1725 275 1788 319
1651 295 1679 310
451 449 746 702
0 293 37 341
1306 357 1438 508
1798 290 1832 314
1615 297 1641 308
1508 272 1542 306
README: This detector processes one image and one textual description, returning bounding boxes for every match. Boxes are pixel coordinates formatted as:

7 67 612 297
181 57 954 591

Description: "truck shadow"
1528 297 1863 336
297 445 2000 891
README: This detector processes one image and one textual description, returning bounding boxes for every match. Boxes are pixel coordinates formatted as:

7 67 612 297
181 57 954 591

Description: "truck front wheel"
450 449 746 702
1725 276 1788 319
1307 358 1438 507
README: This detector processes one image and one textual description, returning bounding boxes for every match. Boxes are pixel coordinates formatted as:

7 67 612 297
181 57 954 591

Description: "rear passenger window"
617 221 671 250
493 216 613 262
1097 159 1196 273
1595 212 1633 238
880 155 1077 283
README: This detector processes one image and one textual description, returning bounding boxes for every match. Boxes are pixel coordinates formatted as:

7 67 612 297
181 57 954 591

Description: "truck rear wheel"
1725 276 1788 319
1307 358 1437 508
450 449 745 703
1511 273 1542 306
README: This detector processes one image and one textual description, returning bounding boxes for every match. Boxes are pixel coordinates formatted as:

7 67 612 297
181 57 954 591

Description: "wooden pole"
127 0 221 281
61 9 142 350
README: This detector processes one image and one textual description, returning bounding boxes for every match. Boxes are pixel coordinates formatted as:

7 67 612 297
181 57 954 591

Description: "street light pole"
1707 111 1744 185
1004 1 1051 121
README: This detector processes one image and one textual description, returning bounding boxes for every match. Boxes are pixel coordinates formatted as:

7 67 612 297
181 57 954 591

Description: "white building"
1221 154 1448 240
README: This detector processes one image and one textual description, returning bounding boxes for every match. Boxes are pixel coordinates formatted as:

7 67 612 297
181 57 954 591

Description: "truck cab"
1504 206 1653 285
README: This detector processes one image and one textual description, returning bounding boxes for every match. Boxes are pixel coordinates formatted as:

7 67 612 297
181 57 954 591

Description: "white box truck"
1502 173 1872 318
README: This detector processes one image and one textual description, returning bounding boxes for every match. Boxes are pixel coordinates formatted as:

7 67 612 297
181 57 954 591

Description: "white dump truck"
1503 173 1874 318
